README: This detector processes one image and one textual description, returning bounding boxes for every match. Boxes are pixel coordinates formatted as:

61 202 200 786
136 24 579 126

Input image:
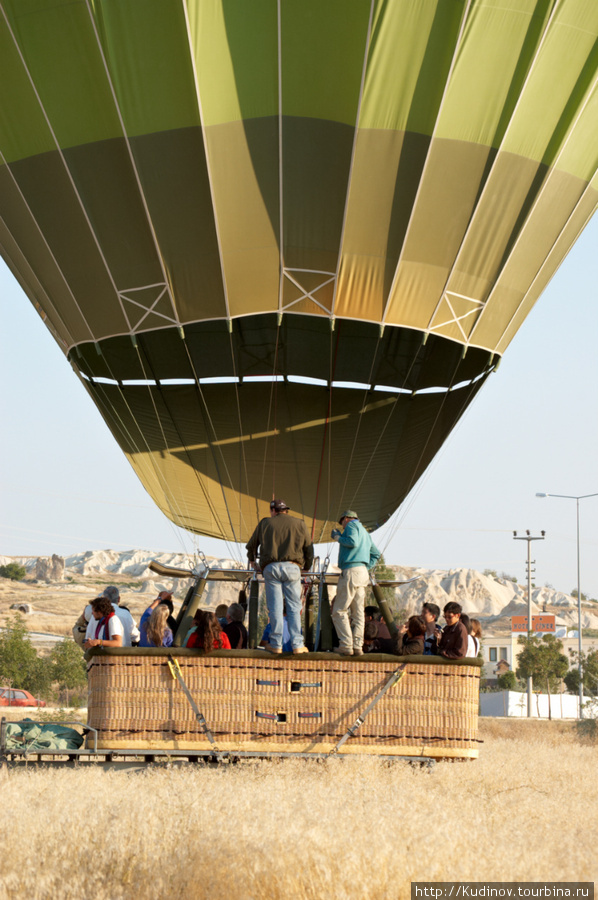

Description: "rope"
328 664 407 756
81 348 197 559
377 366 491 556
179 337 250 562
349 337 479 514
335 329 384 520
81 382 193 560
227 327 255 541
311 325 341 541
134 338 224 542
258 321 282 505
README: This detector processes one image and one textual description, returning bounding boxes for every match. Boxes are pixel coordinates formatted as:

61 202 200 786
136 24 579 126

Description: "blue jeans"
263 562 304 650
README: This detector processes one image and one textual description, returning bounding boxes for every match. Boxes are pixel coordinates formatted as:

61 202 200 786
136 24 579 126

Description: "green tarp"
5 720 84 752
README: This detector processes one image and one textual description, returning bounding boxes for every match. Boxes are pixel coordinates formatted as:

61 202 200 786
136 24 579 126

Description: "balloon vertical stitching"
380 0 475 328
426 0 567 345
0 148 87 348
0 3 133 334
469 50 598 347
491 177 598 356
83 0 182 331
330 0 376 320
180 0 231 320
277 0 284 312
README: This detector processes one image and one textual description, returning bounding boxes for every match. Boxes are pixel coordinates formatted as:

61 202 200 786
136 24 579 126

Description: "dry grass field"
0 719 595 900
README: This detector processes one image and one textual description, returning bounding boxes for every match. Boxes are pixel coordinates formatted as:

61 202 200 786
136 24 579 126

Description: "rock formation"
34 554 65 583
10 602 33 614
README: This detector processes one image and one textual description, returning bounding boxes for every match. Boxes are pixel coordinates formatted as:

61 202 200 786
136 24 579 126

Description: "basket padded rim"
85 648 483 668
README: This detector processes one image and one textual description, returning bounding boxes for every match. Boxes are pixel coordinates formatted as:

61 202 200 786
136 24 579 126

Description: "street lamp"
536 491 598 718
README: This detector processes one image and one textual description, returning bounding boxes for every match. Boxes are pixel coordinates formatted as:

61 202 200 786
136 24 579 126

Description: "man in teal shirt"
331 510 381 656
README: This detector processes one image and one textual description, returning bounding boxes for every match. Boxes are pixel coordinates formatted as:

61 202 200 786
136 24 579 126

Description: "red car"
0 687 46 708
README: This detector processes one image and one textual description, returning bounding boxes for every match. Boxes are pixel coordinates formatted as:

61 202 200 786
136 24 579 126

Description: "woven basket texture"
87 654 480 753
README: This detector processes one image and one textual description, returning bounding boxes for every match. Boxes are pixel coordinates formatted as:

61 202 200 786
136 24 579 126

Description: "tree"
50 639 87 706
0 614 52 697
570 589 597 603
516 633 569 719
564 649 598 697
0 562 27 581
564 667 581 696
497 671 518 691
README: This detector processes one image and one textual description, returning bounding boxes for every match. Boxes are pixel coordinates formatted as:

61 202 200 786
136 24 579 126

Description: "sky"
1 214 598 597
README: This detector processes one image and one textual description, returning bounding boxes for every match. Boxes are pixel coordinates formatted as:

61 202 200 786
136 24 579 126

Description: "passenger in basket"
246 499 313 655
143 604 174 648
362 621 380 653
392 615 426 656
436 602 468 659
421 602 442 655
470 618 482 657
215 604 229 626
79 585 140 647
184 610 231 650
223 602 248 649
260 613 293 653
363 606 394 653
330 510 381 656
139 591 176 647
84 596 124 649
460 613 473 657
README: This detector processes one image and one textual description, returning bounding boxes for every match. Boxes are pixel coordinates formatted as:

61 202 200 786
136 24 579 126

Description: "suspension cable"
227 326 256 539
133 338 222 526
258 320 282 505
81 350 196 559
377 364 491 556
179 337 252 564
311 324 341 541
335 329 385 519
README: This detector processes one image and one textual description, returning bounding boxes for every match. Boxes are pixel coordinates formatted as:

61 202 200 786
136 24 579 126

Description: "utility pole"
513 530 545 717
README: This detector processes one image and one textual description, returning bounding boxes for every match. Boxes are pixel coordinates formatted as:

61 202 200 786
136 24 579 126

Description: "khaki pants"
331 565 370 652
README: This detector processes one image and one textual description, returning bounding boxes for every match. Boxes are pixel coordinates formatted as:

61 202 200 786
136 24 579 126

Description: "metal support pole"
526 539 533 718
513 531 545 717
314 559 330 651
238 583 248 615
318 582 333 651
536 491 598 719
576 499 583 718
248 575 260 649
304 583 315 651
370 578 399 640
173 574 208 647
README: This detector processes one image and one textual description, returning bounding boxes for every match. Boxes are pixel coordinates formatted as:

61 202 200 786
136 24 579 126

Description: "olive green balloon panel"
1 0 597 542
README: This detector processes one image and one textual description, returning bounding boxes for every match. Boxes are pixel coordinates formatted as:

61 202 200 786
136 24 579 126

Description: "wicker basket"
86 649 482 759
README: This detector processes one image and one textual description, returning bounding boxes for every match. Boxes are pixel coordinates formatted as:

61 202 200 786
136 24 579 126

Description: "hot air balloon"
1 0 597 545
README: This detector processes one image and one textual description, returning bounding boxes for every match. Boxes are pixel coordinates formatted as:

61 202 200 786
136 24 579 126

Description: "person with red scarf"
184 610 231 650
84 596 124 649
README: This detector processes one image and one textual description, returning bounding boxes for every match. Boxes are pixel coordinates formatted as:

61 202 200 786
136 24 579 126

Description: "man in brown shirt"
436 602 468 659
246 499 313 654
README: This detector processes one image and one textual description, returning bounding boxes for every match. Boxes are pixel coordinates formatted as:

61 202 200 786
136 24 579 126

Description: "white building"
482 633 598 681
